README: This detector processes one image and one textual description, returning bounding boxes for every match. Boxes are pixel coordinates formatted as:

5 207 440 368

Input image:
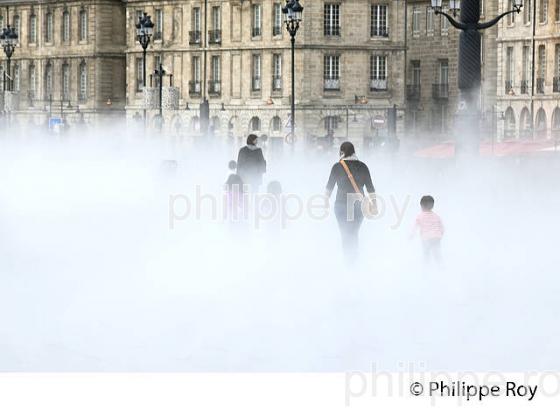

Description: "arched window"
29 13 37 44
79 61 87 101
250 116 261 131
535 108 547 138
552 107 560 138
271 116 282 133
504 107 515 139
519 107 532 138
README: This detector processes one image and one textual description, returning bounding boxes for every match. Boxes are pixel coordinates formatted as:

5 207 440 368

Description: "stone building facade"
405 0 498 140
125 0 407 141
0 0 126 127
497 0 560 140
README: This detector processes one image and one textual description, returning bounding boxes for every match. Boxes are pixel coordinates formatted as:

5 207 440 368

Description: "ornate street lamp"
136 12 154 126
282 0 303 144
430 0 522 155
0 24 19 92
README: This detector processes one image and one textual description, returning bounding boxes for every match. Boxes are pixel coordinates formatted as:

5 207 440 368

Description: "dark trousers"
335 202 364 257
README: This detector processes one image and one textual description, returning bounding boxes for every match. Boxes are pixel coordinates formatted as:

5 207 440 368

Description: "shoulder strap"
339 160 361 195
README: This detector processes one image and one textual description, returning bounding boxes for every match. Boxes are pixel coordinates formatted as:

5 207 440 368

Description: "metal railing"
272 76 282 91
536 78 545 94
208 29 221 44
407 84 421 100
252 77 261 91
324 25 341 36
189 81 201 96
432 83 449 99
208 80 221 95
324 78 340 90
371 27 389 37
370 78 387 91
520 80 529 94
252 27 262 37
189 30 201 45
505 80 513 94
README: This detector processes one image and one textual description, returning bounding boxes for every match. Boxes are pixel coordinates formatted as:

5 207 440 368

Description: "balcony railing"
324 78 340 91
209 29 221 44
554 77 560 93
189 30 201 45
324 26 341 36
520 80 529 94
505 80 513 94
371 27 389 37
407 84 421 100
208 80 221 96
189 81 201 96
536 78 545 94
272 76 282 91
252 77 261 91
433 83 449 99
252 27 262 37
370 78 387 91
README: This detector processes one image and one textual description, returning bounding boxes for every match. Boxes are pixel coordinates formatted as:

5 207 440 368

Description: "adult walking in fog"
326 142 377 257
237 134 267 191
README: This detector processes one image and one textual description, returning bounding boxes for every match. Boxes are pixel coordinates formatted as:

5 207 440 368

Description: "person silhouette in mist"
236 134 267 191
326 142 377 258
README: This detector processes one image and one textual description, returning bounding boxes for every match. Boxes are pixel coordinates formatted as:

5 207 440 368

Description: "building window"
13 15 20 36
522 45 530 93
13 64 20 91
252 4 262 37
324 4 341 36
45 10 53 43
325 115 339 131
508 0 516 24
29 13 37 44
29 64 36 100
272 116 282 132
62 10 70 42
556 0 560 21
412 7 421 34
210 56 221 95
252 54 262 91
192 56 201 82
539 0 548 23
250 116 261 132
273 3 283 36
524 0 532 23
505 47 514 93
324 55 340 90
136 58 143 91
439 59 449 84
45 62 53 98
154 9 163 40
481 0 485 15
193 7 201 31
212 6 221 29
370 55 387 91
442 14 449 32
426 7 435 34
273 54 282 90
371 4 388 37
0 15 3 30
62 63 70 100
79 9 88 41
79 61 87 101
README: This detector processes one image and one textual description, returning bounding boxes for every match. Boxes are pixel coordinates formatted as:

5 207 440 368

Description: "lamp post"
136 12 154 127
0 23 18 92
282 0 303 144
430 0 522 155
154 63 166 129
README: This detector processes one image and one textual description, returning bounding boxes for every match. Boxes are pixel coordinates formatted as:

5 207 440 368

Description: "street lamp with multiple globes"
282 0 303 144
0 24 18 92
430 0 523 155
136 12 154 126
